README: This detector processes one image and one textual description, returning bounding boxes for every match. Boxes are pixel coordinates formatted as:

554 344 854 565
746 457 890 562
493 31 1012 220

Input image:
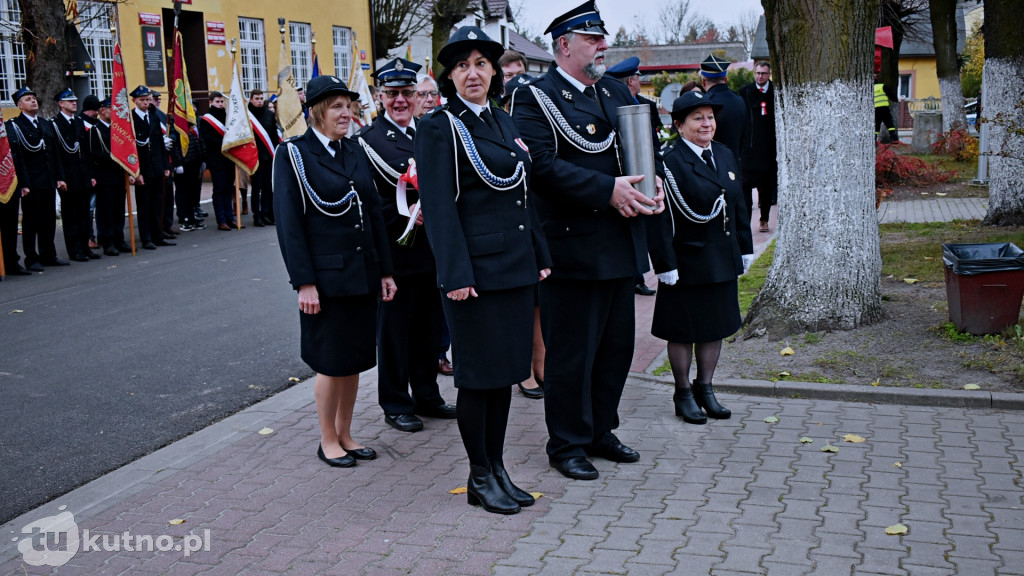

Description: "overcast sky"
513 0 765 42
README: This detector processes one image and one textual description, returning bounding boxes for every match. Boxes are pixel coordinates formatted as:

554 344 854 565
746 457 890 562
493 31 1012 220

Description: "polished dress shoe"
104 247 120 256
70 253 90 262
438 358 454 376
344 446 377 460
142 241 157 250
27 262 45 272
673 388 707 425
467 465 520 515
384 413 424 432
692 381 731 419
262 215 275 225
551 456 599 480
252 218 265 227
634 282 656 296
586 438 640 463
12 266 33 275
517 381 544 399
416 403 457 419
116 242 132 252
154 238 176 246
317 443 356 468
41 259 70 266
491 460 534 507
87 251 101 259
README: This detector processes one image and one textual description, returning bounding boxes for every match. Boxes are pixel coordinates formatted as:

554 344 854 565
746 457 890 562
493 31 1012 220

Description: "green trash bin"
942 243 1024 335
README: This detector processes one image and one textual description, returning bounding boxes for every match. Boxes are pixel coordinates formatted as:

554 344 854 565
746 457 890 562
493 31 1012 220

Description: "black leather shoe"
11 266 33 275
634 282 656 296
692 381 731 419
70 254 90 262
27 262 44 272
674 388 707 424
344 446 377 460
517 381 544 399
104 247 120 256
142 242 157 250
550 456 599 480
154 238 176 246
41 259 70 266
416 403 457 419
384 413 424 432
467 465 520 514
252 217 265 227
317 444 356 468
586 438 640 463
262 215 275 225
491 460 535 507
116 242 132 252
87 251 101 259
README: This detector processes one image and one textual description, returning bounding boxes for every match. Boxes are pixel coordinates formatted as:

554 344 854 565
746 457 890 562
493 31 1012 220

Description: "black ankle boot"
490 460 535 507
673 388 707 424
467 465 520 515
692 381 731 419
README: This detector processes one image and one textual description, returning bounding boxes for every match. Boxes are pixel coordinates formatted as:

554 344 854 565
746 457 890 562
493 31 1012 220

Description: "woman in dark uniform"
273 75 397 468
650 91 753 425
416 26 551 515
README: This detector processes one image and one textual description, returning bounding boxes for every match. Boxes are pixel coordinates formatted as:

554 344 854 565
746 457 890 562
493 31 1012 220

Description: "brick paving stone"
759 560 814 576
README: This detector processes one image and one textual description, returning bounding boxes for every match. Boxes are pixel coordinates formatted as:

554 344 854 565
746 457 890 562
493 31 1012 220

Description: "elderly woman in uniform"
274 75 397 468
650 91 753 425
416 26 552 515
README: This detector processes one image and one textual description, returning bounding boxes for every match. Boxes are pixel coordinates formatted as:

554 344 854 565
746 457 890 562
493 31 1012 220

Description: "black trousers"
0 191 21 270
377 272 446 415
174 164 202 222
742 169 778 225
540 276 635 462
21 186 58 265
161 174 175 232
250 163 273 220
95 174 126 248
59 187 92 257
875 107 899 141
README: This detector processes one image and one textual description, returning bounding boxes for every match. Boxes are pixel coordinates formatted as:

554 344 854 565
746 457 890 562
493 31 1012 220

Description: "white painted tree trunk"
938 77 968 133
746 79 883 333
981 58 1024 227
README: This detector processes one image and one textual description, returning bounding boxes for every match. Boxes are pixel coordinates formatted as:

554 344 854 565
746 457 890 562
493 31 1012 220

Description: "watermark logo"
13 506 211 567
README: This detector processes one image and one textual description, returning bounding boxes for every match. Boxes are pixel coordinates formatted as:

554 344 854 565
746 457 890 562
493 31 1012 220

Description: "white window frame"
78 1 114 99
897 73 912 100
238 17 267 94
0 0 26 106
289 22 312 87
332 26 352 82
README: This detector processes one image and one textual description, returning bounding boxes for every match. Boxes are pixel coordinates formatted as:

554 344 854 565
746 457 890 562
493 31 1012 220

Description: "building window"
238 17 267 94
898 73 912 100
0 0 26 106
333 26 351 81
78 1 114 99
289 22 312 86
500 25 507 47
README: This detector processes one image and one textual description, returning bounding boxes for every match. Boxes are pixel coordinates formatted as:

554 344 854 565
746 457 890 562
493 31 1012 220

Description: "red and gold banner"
110 43 140 178
168 30 197 156
0 121 17 205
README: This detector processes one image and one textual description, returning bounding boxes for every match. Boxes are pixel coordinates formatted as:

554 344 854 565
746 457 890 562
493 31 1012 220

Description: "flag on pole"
223 56 259 176
311 49 320 79
0 122 16 205
110 42 140 178
276 39 307 140
426 57 434 79
168 29 197 155
350 35 375 126
406 45 412 61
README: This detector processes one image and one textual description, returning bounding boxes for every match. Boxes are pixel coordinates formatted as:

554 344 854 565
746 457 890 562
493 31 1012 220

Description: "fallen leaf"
449 486 468 495
893 462 903 468
764 416 779 423
10 310 23 314
529 491 543 499
168 519 185 525
963 383 981 390
935 192 947 197
885 523 908 535
778 371 790 378
780 346 795 356
843 434 866 443
258 427 274 435
820 443 839 453
924 256 934 260
288 377 301 382
903 278 918 284
871 379 880 387
799 437 814 443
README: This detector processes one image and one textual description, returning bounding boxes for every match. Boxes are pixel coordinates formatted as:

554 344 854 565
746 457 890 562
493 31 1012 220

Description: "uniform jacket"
737 81 778 175
705 83 745 162
415 97 551 293
510 63 651 280
132 109 169 179
87 121 123 185
6 114 64 190
649 140 752 285
273 128 394 298
50 113 93 190
199 109 233 173
356 115 435 276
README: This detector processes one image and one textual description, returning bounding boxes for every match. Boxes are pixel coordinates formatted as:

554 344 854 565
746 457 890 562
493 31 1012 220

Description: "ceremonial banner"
0 122 16 205
276 39 306 139
168 29 197 155
311 48 320 79
222 57 259 175
110 43 140 178
349 36 376 126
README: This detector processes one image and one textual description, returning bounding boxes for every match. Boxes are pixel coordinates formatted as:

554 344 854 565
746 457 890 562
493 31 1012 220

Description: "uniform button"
565 226 570 232
721 189 726 193
515 200 522 207
511 152 517 158
356 246 362 252
354 224 361 230
518 225 525 231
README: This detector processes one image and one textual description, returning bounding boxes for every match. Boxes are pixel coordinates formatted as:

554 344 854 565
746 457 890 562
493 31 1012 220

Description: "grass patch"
904 153 977 181
738 240 774 315
879 221 1024 283
804 332 823 345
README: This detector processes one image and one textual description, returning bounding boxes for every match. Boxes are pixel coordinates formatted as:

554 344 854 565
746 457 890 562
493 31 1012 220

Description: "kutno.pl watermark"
13 506 211 567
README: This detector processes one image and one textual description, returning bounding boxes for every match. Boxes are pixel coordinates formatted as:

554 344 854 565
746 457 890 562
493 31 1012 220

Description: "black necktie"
583 86 598 102
406 126 416 139
701 149 717 172
480 109 501 138
330 140 346 170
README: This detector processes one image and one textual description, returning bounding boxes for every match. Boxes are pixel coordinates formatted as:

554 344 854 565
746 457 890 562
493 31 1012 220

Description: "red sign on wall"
138 12 161 26
207 21 226 45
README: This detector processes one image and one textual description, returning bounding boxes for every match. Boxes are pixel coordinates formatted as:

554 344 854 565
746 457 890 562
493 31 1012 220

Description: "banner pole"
125 174 136 255
0 220 6 278
235 166 242 229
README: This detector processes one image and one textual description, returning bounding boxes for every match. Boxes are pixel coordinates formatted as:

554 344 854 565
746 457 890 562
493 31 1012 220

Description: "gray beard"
583 62 605 81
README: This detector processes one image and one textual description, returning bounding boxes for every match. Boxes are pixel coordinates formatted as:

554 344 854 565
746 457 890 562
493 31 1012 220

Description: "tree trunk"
430 0 473 78
980 0 1024 227
20 0 69 118
746 0 884 336
929 0 967 133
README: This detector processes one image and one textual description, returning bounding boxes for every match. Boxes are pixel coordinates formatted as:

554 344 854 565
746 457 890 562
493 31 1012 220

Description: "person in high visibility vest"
874 75 900 143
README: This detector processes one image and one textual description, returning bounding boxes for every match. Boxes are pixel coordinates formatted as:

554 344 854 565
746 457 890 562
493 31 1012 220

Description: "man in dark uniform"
247 89 280 226
50 89 97 262
700 54 745 162
150 92 177 238
199 91 238 231
87 98 131 256
6 86 68 271
357 57 457 433
738 61 778 232
129 86 173 250
1 94 32 277
511 0 664 481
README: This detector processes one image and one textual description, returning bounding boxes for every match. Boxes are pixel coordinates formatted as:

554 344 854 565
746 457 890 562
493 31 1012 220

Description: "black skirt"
441 285 534 390
651 279 741 343
300 293 378 377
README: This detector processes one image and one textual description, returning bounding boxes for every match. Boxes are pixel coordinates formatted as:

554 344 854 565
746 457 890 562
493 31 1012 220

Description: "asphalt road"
0 219 312 524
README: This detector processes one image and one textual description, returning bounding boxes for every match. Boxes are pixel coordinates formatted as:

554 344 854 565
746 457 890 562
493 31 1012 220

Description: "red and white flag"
222 56 259 176
0 121 16 205
110 43 140 178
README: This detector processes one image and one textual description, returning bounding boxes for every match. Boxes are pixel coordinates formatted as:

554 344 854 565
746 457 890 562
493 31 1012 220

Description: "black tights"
666 341 723 389
456 387 512 469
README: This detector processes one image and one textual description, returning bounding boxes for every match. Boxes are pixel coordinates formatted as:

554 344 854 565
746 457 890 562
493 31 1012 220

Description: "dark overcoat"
50 113 93 190
737 81 778 176
705 83 745 162
7 115 64 189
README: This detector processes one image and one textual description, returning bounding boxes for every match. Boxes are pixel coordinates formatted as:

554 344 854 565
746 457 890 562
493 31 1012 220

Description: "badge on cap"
395 61 404 71
467 31 477 39
331 76 340 83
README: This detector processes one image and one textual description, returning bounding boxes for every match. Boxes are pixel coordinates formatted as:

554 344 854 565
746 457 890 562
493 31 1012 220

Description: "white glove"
742 254 755 273
163 136 174 151
657 270 679 286
174 166 184 175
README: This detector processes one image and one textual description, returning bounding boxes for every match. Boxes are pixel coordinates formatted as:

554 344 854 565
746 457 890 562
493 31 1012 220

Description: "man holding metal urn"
510 0 664 481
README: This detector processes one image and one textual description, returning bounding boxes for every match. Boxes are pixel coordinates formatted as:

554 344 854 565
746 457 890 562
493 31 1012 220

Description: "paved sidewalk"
879 196 987 224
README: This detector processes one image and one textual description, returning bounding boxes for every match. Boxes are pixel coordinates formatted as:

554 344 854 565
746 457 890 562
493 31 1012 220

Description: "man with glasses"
738 61 778 232
414 76 440 118
357 58 456 434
